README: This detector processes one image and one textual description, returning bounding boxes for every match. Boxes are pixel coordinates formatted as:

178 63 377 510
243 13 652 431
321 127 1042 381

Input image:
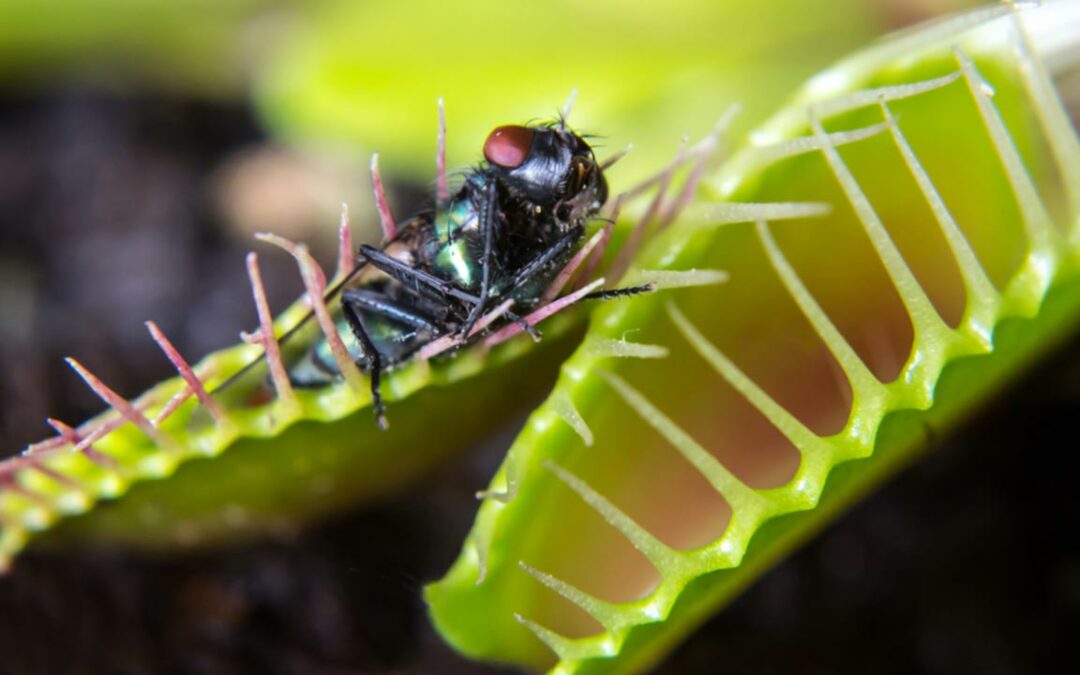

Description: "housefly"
214 116 648 429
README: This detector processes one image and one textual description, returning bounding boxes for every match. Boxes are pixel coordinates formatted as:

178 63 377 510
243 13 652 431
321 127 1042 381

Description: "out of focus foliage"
0 0 980 184
0 0 299 95
254 0 883 183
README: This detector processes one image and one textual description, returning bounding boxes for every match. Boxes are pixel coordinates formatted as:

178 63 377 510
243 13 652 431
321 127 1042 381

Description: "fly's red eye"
483 125 534 169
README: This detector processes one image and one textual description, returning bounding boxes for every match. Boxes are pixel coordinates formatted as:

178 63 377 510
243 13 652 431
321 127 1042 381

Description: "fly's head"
483 122 607 229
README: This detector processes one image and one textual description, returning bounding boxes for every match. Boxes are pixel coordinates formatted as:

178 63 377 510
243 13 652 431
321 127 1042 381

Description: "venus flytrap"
0 3 1075 673
426 3 1080 673
0 100 726 571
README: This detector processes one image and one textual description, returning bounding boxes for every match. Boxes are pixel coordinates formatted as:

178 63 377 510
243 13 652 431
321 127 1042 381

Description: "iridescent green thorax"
426 188 480 292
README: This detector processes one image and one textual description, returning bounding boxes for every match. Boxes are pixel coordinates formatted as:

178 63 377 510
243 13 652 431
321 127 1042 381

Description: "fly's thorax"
421 190 482 292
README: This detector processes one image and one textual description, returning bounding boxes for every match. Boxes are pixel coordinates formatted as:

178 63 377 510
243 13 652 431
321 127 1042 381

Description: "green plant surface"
0 117 720 567
0 270 602 563
425 4 1080 673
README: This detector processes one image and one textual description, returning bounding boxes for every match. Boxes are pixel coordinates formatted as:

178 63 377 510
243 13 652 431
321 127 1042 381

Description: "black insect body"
236 119 648 429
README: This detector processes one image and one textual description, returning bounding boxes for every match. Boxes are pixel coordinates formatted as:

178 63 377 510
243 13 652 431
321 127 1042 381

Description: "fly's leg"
356 245 541 340
500 211 653 306
340 301 387 429
458 180 498 338
482 277 605 349
340 288 443 430
342 288 440 334
358 244 475 304
505 227 582 293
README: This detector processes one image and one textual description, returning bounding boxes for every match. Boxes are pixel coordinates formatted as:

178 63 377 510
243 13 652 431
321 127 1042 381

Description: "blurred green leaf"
255 0 885 184
0 0 303 94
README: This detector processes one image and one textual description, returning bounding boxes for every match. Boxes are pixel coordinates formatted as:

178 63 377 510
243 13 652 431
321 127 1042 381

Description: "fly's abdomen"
289 308 434 387
288 315 364 386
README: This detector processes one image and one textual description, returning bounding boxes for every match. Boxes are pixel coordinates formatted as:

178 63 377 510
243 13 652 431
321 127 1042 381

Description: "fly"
215 109 650 430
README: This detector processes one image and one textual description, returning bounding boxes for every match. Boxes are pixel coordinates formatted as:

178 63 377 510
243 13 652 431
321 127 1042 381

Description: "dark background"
0 89 1077 674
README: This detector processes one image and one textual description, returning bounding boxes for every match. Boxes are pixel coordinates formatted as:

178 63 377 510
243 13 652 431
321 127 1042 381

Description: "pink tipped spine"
145 321 229 427
370 153 398 241
64 358 177 452
45 418 120 470
484 278 605 348
257 233 365 394
336 202 354 279
436 98 449 206
244 252 298 410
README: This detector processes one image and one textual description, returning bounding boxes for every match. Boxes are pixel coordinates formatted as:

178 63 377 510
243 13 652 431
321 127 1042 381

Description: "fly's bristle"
560 88 579 124
598 144 633 171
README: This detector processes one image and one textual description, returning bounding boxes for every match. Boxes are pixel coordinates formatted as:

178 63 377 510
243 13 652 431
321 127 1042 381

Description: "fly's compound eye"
483 125 535 169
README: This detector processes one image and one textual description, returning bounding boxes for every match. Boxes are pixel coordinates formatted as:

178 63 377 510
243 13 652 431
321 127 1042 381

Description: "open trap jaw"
0 96 734 572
